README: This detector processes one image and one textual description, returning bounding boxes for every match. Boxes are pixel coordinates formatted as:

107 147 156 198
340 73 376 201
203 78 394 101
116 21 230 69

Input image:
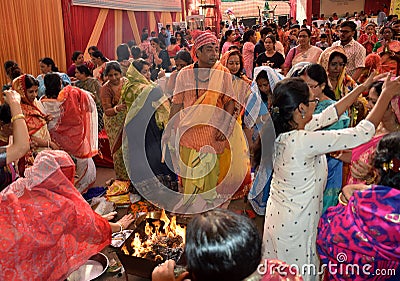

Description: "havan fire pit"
116 210 189 279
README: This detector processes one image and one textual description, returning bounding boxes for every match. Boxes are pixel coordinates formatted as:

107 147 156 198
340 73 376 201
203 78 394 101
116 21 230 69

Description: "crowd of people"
1 9 400 281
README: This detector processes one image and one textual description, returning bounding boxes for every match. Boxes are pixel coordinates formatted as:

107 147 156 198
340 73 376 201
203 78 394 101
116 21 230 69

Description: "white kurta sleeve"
305 104 339 131
299 119 375 156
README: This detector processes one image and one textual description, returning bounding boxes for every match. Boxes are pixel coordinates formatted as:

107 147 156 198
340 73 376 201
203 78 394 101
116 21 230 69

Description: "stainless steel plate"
111 230 133 248
67 252 109 281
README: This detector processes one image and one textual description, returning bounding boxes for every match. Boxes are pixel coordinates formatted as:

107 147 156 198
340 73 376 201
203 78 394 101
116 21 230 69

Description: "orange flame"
124 210 186 261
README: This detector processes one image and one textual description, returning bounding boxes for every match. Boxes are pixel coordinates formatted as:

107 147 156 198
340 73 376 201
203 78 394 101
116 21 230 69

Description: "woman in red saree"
11 74 58 173
40 74 98 193
0 150 110 281
358 24 378 55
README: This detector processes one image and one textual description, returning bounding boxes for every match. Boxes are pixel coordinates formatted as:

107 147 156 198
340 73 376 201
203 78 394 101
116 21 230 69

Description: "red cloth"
192 29 218 51
93 129 114 168
191 29 218 61
61 0 155 67
51 86 98 158
0 150 111 281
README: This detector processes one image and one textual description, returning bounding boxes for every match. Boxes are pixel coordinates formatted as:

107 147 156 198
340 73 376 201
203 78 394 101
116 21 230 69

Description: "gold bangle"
338 192 348 206
114 106 118 114
365 170 378 185
11 114 25 123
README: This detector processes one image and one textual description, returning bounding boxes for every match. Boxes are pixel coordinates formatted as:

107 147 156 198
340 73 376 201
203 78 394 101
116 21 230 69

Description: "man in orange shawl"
167 30 241 206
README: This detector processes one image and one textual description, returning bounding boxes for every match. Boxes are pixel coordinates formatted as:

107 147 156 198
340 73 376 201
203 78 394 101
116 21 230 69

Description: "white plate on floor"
67 253 108 281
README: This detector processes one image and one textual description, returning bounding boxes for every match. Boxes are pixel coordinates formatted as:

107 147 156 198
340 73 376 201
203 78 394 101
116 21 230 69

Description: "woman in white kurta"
262 74 400 281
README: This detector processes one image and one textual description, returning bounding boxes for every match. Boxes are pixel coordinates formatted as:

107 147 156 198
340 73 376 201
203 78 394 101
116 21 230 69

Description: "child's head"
44 73 62 99
185 209 262 281
256 70 271 95
320 33 328 43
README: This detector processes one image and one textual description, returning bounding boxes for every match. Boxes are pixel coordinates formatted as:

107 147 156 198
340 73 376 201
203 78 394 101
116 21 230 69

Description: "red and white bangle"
117 222 123 232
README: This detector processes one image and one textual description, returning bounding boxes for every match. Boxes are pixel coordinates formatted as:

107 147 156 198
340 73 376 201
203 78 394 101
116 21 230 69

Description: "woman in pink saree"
283 29 322 75
317 132 400 280
347 83 400 185
242 29 257 79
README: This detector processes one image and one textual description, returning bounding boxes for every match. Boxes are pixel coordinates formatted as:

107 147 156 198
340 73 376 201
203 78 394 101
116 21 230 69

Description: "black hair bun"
0 103 11 124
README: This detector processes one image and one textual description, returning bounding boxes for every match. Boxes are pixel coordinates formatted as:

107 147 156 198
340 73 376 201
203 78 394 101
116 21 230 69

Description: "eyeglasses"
308 98 320 106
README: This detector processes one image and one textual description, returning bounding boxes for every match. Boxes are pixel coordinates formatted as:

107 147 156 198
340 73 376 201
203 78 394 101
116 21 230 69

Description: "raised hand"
382 73 400 99
350 159 373 180
361 71 388 90
116 213 135 230
4 90 21 105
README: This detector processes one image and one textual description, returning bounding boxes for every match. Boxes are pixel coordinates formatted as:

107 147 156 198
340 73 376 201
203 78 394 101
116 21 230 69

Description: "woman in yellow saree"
219 50 252 200
100 62 129 180
318 46 366 126
318 46 357 100
121 59 173 185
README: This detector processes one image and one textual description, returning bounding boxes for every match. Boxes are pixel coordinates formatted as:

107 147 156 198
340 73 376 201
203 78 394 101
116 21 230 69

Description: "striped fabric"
193 30 218 51
244 66 283 129
72 0 181 12
221 0 290 19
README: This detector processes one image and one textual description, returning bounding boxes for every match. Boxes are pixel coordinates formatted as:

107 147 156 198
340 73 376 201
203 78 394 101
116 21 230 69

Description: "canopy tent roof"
221 0 290 19
72 0 181 12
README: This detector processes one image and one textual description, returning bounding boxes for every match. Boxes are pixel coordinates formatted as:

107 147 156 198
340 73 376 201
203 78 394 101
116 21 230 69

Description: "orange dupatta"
12 75 47 136
377 40 400 76
177 62 248 198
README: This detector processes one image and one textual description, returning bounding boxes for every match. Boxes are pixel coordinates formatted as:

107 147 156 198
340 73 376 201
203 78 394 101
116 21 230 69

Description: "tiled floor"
93 167 116 187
